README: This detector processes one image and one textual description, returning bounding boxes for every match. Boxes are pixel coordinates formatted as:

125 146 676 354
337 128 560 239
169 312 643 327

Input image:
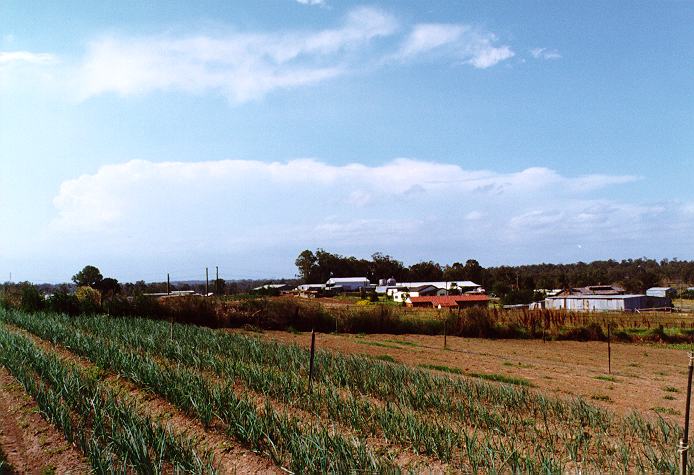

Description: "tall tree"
72 265 103 288
295 250 318 283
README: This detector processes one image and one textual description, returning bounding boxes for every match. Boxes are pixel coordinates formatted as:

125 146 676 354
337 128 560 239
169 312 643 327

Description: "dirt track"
246 330 691 422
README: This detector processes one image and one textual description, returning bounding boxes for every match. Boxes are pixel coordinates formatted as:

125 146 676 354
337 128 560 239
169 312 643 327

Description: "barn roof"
410 295 489 307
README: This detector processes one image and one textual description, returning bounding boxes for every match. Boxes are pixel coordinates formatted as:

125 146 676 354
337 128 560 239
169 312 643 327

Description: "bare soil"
242 330 691 423
0 366 89 474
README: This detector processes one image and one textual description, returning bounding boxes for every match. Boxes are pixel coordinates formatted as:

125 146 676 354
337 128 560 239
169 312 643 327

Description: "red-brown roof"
409 295 489 307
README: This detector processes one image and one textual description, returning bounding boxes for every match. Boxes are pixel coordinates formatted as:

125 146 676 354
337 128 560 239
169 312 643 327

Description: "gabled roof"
410 284 439 292
410 295 489 307
326 277 369 283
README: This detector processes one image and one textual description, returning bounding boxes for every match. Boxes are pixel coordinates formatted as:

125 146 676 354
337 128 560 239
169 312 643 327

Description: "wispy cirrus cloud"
78 6 397 102
295 0 326 5
0 51 58 65
395 23 514 68
530 47 561 60
2 7 521 103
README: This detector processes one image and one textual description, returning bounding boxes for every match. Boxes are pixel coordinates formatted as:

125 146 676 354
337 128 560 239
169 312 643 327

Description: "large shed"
325 277 370 291
646 287 676 298
545 294 669 312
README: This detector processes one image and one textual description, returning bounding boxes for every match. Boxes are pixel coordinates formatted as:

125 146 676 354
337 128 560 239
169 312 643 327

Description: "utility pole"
205 267 209 296
216 266 219 295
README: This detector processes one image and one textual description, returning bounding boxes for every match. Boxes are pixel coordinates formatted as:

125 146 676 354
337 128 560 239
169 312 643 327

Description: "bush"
20 284 44 313
46 291 80 315
75 286 102 314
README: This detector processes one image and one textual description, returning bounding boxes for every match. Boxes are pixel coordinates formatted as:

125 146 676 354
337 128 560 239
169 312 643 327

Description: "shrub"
75 286 102 314
46 291 80 315
20 284 44 313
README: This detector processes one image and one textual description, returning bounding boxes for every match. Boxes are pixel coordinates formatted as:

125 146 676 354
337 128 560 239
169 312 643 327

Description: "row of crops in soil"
0 307 690 473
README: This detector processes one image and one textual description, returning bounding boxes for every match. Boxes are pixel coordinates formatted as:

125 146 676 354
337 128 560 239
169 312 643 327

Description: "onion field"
0 307 690 473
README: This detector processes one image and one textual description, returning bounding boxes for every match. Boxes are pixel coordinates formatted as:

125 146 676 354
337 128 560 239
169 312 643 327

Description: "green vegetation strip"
418 364 533 387
1 308 692 473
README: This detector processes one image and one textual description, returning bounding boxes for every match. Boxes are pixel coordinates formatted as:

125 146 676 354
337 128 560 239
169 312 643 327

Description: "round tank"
378 278 386 286
386 277 397 286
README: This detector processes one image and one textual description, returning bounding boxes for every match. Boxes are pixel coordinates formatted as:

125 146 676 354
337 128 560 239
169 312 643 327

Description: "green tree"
72 265 103 288
96 277 121 298
295 250 318 283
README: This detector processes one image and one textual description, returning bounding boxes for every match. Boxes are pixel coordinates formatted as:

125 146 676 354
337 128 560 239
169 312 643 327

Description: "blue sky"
1 1 692 283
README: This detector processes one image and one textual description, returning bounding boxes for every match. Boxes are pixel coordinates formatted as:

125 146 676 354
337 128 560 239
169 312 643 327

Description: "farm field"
0 307 692 473
251 330 692 422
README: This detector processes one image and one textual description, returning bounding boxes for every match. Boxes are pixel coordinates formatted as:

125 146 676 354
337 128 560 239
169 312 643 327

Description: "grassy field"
0 307 692 472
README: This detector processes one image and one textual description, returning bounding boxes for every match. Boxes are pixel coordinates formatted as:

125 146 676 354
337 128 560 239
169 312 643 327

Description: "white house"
392 285 447 303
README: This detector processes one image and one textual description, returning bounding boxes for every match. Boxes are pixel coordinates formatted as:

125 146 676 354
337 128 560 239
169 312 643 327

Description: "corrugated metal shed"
545 294 648 312
646 287 676 298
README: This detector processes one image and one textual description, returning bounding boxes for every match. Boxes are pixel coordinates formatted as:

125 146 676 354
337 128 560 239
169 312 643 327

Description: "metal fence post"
680 352 694 475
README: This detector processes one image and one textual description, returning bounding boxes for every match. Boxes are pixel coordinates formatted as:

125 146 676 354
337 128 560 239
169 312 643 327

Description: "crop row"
0 322 214 473
0 309 391 472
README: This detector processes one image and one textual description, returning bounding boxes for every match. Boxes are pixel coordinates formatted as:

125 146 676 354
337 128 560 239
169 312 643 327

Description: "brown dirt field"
241 330 691 423
0 366 89 474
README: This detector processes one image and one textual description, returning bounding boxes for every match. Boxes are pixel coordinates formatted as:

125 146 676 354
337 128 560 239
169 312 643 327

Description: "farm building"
378 280 483 294
325 277 370 291
646 287 676 298
143 290 197 299
392 285 447 303
545 294 671 312
252 283 294 292
556 285 625 296
408 295 490 309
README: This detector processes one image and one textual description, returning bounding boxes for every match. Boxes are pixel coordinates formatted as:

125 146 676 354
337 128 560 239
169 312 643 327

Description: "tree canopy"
72 265 103 288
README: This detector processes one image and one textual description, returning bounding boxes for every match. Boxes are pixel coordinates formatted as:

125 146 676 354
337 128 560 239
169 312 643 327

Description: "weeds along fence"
150 297 694 343
1 308 691 472
10 291 691 343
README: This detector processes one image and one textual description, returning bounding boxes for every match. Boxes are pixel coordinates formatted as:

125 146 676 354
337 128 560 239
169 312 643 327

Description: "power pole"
167 273 170 295
216 266 219 295
205 267 209 296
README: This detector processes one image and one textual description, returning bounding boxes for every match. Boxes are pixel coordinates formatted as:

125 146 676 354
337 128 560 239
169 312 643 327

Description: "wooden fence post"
680 352 694 475
444 318 447 349
608 323 611 374
308 330 316 392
